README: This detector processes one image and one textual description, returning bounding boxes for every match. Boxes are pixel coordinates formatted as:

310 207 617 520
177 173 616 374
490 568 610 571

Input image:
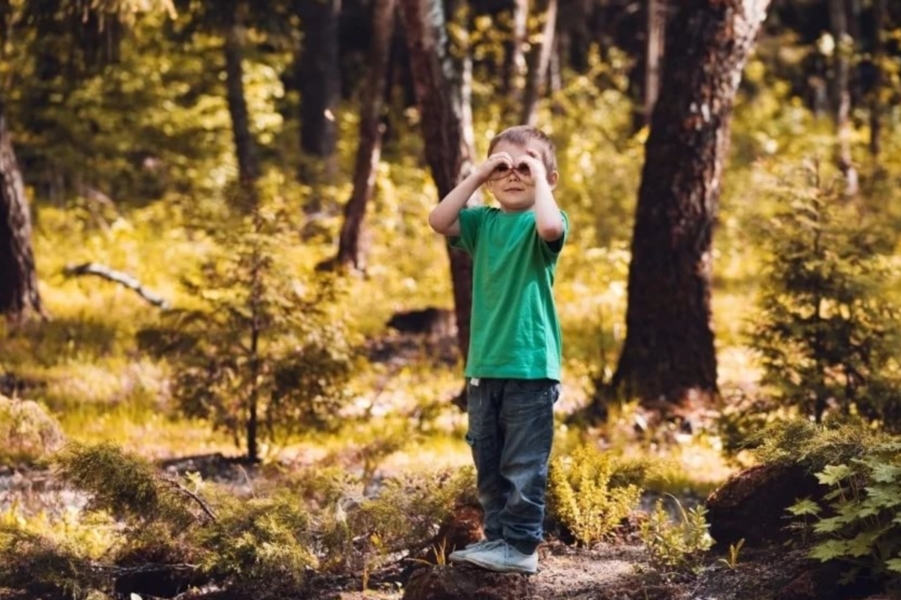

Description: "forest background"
2 0 901 599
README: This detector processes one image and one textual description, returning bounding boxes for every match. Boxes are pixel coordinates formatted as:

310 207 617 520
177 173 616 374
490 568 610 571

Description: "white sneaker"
448 539 503 563
462 540 538 574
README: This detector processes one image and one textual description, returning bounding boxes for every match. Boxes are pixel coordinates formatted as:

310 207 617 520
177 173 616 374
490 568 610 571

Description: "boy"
428 125 568 574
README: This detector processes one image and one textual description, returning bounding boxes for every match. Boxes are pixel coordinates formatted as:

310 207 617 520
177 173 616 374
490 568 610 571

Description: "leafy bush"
546 444 642 546
639 495 713 574
788 440 901 589
749 170 901 429
0 395 65 464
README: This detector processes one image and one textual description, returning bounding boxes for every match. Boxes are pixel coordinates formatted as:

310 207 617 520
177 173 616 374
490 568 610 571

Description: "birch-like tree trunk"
521 0 558 126
828 0 858 195
398 0 479 365
596 0 771 416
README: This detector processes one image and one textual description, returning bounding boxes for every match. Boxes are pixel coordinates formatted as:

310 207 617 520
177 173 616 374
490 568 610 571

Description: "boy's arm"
521 149 565 242
532 179 565 242
428 152 513 236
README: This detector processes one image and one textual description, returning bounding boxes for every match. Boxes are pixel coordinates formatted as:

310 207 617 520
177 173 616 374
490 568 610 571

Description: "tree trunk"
224 13 260 189
0 106 43 325
521 0 558 126
828 0 858 195
600 0 771 414
869 0 886 158
642 0 666 128
501 0 528 102
299 0 341 160
335 0 397 271
398 0 479 365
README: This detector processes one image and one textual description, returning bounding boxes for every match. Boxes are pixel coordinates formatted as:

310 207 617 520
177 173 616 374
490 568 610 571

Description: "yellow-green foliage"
197 492 316 589
53 442 195 528
748 418 892 472
320 468 475 573
0 395 65 464
0 526 102 600
639 496 713 574
547 444 642 546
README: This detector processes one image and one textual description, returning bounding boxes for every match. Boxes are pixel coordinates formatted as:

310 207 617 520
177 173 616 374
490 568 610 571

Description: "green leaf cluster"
546 444 642 546
788 441 901 588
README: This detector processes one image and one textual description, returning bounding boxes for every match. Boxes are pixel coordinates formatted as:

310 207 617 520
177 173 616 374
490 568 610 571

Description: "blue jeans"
465 378 560 555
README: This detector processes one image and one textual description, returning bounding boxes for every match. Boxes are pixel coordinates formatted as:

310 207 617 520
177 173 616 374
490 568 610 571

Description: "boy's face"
485 141 556 212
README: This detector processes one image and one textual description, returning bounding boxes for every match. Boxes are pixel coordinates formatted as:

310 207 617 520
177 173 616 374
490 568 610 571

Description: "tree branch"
162 476 218 522
63 262 170 309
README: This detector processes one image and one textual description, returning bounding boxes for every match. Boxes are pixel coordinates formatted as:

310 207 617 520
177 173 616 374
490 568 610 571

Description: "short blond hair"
487 126 557 177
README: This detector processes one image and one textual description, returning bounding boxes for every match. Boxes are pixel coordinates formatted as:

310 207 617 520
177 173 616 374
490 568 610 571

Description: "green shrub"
749 170 901 429
197 492 316 589
139 187 355 461
639 495 713 574
0 526 102 600
547 444 642 546
0 395 65 464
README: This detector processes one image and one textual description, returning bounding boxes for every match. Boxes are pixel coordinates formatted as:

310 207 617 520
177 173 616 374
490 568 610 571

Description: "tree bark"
398 0 479 365
0 105 43 324
299 0 341 160
521 0 558 126
501 0 528 102
335 0 397 271
869 0 886 158
601 0 771 414
642 0 666 128
828 0 858 195
224 13 260 189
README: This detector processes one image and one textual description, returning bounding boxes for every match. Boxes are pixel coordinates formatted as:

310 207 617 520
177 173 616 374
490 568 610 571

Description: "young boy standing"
428 126 568 574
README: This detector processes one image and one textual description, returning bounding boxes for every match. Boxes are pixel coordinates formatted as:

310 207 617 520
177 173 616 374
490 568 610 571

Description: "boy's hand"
477 152 514 183
516 149 548 184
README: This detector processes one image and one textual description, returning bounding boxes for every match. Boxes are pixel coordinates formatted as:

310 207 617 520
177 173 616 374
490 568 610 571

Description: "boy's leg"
465 378 507 543
496 379 558 556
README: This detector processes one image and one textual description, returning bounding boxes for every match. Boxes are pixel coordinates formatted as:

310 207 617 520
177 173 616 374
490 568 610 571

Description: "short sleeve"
448 207 485 255
540 210 569 259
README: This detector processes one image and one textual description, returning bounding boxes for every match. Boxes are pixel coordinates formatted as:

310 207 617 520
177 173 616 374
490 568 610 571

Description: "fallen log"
63 262 170 309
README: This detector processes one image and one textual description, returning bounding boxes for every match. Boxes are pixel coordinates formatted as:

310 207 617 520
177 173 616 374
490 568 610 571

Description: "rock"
0 395 65 463
706 464 822 547
403 564 534 600
387 307 455 337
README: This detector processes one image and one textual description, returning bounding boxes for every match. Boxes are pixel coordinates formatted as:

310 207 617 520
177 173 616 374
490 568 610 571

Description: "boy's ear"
547 170 559 189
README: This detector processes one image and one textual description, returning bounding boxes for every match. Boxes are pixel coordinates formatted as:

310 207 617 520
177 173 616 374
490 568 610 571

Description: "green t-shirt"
450 205 568 381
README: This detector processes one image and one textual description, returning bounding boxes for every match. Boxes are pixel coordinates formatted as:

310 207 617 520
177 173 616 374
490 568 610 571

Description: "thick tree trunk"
299 0 341 160
828 0 858 195
601 0 771 413
0 107 43 324
335 0 397 271
521 0 558 126
398 0 479 365
224 15 260 189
